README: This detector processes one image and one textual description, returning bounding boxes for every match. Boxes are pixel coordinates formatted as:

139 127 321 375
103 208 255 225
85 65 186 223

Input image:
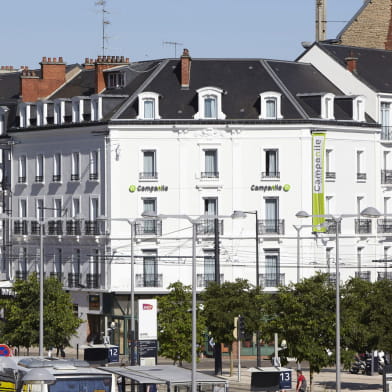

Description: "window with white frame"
143 249 158 287
326 247 333 275
140 150 157 179
353 96 365 121
264 249 281 287
53 153 61 182
194 87 226 120
18 155 27 183
91 95 102 121
20 199 27 218
0 106 8 135
71 152 80 181
259 92 283 120
381 101 392 140
137 92 161 120
384 197 390 216
54 198 63 218
53 248 62 276
36 154 44 182
17 247 27 280
72 198 80 218
142 198 157 234
54 100 63 125
36 199 44 221
326 196 333 215
90 198 99 221
36 101 46 126
356 150 366 180
108 72 125 88
265 197 280 233
321 93 335 120
72 97 82 123
89 150 99 180
202 149 218 178
325 149 335 180
263 149 279 179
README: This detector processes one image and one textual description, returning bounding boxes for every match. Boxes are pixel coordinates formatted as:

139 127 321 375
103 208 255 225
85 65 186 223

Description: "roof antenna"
96 0 111 56
163 41 184 58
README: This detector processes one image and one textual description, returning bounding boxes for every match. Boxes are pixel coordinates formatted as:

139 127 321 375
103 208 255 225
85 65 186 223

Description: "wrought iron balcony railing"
71 174 80 181
381 170 392 184
135 219 162 236
18 176 26 183
257 219 285 235
326 172 336 180
89 173 98 181
324 219 341 234
377 271 392 281
357 172 367 181
261 172 280 180
135 274 163 288
14 220 28 235
86 273 99 288
15 270 28 280
355 271 371 281
35 175 43 183
139 172 158 180
66 220 82 235
381 126 392 141
197 273 224 287
200 171 219 179
196 219 224 236
377 219 392 234
47 220 63 236
259 273 285 288
85 220 105 235
52 175 61 182
355 219 372 234
68 273 81 288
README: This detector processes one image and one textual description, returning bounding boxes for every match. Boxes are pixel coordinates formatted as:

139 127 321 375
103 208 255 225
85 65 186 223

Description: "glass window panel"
266 99 277 118
205 97 217 118
144 100 154 119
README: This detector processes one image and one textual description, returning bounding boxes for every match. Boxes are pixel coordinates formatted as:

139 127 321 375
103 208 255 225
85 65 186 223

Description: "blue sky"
1 0 362 68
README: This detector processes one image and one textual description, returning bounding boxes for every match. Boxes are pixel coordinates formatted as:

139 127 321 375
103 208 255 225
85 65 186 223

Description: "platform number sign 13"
108 346 119 363
279 371 291 390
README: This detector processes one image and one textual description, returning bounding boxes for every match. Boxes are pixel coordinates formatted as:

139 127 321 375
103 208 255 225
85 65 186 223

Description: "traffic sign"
0 344 12 357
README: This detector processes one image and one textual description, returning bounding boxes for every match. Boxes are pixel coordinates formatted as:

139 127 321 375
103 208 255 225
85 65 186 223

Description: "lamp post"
295 206 381 392
231 210 261 367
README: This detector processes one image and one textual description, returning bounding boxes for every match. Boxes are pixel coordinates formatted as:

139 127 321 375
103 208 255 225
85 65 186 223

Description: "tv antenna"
163 41 183 57
96 0 111 56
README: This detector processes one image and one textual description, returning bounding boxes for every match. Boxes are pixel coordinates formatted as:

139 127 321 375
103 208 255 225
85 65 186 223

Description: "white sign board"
138 299 157 340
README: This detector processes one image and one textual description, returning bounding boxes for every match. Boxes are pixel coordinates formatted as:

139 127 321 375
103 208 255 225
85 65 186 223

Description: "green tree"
264 273 336 391
157 281 206 365
202 279 255 375
0 273 82 353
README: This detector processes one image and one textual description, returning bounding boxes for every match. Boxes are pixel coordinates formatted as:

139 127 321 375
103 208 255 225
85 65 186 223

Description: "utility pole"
214 218 222 375
316 0 327 41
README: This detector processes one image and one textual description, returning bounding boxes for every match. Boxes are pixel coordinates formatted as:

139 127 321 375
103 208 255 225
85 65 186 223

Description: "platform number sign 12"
279 370 291 390
108 346 119 363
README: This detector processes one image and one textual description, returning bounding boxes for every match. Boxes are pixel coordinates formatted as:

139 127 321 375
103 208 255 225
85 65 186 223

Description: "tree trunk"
229 347 233 376
309 369 314 392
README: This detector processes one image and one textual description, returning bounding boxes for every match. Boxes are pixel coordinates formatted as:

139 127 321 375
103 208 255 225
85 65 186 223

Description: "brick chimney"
20 57 66 102
181 48 191 89
345 56 358 73
94 55 130 93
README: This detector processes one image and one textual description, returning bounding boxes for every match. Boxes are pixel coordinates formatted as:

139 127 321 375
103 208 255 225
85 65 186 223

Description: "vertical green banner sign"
312 133 326 231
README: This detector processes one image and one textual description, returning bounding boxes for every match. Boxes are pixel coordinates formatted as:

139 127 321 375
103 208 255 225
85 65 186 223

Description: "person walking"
296 370 307 392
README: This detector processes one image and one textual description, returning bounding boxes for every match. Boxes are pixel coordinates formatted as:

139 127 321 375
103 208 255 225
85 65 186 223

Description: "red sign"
0 344 12 356
143 304 153 310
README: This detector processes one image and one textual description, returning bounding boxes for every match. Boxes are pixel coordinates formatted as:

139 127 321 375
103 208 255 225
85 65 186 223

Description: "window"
142 198 157 234
201 198 218 234
53 248 62 277
54 199 63 218
90 198 99 221
36 199 44 221
89 151 99 180
73 249 81 275
325 149 335 180
137 92 161 120
204 250 215 283
91 95 102 121
71 152 80 181
17 248 27 280
72 198 80 218
18 155 26 183
143 250 158 287
108 72 125 88
54 100 63 125
140 150 157 179
321 93 335 120
326 247 333 275
0 106 9 135
36 154 44 182
357 150 366 181
381 102 391 140
202 149 218 178
20 199 27 218
259 92 282 120
357 247 363 272
326 196 333 215
194 87 226 120
263 149 279 179
264 250 280 287
353 96 365 121
53 153 61 182
265 198 279 233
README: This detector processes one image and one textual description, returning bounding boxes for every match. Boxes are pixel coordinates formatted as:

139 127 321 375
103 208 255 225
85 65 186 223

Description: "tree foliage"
157 281 206 365
0 273 82 352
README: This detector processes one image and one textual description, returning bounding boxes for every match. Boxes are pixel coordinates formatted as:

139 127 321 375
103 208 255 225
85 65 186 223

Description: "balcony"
257 219 285 235
66 220 82 236
68 273 81 288
135 273 163 288
14 220 28 235
196 219 224 236
31 221 44 235
47 220 63 236
86 273 99 288
197 273 224 288
139 172 158 180
35 175 43 183
377 271 392 281
381 170 392 184
259 273 285 288
329 272 337 284
355 271 371 282
18 176 26 183
85 220 105 235
71 174 80 181
15 270 27 280
50 272 63 281
355 219 372 234
261 172 280 180
135 219 162 236
89 173 98 181
201 171 219 179
52 175 61 182
357 172 367 181
324 219 341 234
381 126 392 141
325 172 336 180
377 219 392 234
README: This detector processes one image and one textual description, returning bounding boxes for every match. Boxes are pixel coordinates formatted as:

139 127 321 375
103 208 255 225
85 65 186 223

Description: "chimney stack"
94 55 130 94
181 49 191 89
345 56 358 73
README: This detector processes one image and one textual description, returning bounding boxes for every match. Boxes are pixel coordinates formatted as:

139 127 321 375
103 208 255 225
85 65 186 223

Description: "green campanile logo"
283 184 291 192
129 185 136 193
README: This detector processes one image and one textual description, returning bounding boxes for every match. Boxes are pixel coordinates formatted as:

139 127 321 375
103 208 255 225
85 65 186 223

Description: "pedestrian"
296 370 307 392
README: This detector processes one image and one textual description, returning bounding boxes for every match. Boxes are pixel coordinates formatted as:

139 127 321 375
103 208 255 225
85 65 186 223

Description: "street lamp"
295 206 381 392
231 210 261 368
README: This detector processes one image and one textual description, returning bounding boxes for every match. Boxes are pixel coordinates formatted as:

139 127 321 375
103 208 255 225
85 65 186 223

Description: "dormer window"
91 95 103 121
108 72 125 89
194 87 226 120
353 96 365 122
0 106 9 135
321 93 335 120
137 92 161 120
259 92 283 120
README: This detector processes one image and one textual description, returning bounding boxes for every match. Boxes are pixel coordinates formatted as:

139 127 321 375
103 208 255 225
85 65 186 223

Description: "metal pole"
191 222 197 392
214 218 222 375
237 316 241 382
295 226 300 283
255 211 261 368
335 217 341 392
39 222 44 357
130 221 136 365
